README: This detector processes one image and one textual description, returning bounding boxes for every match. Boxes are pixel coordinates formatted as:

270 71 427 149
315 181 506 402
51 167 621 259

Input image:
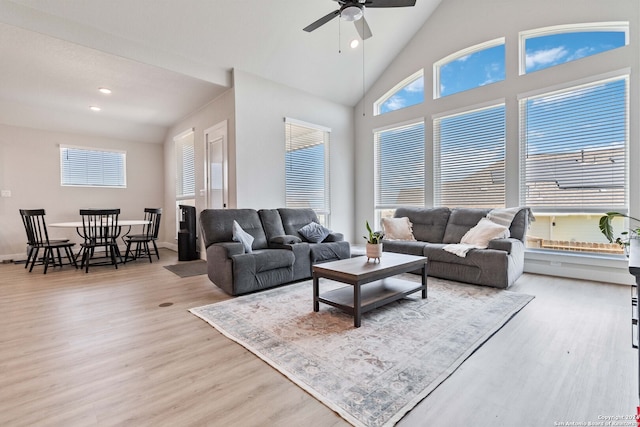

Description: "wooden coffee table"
312 252 428 327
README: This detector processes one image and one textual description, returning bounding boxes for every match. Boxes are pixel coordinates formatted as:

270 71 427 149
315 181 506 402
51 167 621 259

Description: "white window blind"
285 118 330 223
434 104 505 208
176 138 195 199
374 121 425 209
520 76 628 212
60 145 126 187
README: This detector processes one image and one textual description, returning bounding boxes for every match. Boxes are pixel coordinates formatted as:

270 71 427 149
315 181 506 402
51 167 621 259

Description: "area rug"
163 260 207 278
189 276 534 427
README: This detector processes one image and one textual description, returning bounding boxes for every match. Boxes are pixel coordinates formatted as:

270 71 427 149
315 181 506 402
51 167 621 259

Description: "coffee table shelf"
318 277 424 315
312 252 428 327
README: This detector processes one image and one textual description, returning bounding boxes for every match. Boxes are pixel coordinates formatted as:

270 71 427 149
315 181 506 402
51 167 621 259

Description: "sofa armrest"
211 241 245 257
323 232 344 242
487 238 523 254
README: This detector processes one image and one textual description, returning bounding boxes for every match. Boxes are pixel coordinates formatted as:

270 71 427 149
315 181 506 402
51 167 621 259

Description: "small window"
374 120 425 221
374 69 424 116
520 22 628 75
285 118 331 226
434 38 505 99
60 145 126 188
175 131 195 199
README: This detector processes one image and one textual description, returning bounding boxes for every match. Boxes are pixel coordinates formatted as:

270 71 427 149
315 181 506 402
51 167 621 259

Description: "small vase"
366 243 383 263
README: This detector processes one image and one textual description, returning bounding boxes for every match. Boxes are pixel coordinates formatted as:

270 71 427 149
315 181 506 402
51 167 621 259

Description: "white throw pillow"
381 217 416 241
460 217 510 247
232 220 254 253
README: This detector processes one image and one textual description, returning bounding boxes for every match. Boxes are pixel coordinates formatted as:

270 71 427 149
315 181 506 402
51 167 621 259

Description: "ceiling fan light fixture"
341 5 363 22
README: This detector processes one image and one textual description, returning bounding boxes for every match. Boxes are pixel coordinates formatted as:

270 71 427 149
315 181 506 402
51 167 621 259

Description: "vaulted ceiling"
0 0 441 143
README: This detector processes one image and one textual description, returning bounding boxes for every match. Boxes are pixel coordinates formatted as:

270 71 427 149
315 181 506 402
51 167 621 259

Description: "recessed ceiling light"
98 87 112 94
350 39 360 49
89 106 101 112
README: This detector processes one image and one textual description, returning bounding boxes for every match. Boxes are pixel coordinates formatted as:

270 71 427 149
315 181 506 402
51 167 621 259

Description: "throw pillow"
232 220 254 253
298 222 332 243
460 217 510 247
381 217 416 241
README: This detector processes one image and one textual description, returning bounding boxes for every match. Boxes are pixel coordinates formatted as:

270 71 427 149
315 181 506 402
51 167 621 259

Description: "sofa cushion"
269 235 302 245
232 220 255 253
382 240 429 257
200 209 268 249
309 241 351 263
394 207 451 242
461 217 510 247
381 217 416 241
298 222 332 243
442 208 490 244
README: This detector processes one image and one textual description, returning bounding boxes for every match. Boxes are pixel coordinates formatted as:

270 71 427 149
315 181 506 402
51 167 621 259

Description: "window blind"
285 119 330 223
60 146 126 187
520 76 628 212
374 121 425 209
176 140 195 198
434 104 505 208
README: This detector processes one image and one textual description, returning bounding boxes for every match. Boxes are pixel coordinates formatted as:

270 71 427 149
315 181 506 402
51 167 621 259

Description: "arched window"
434 38 505 99
520 22 628 75
374 69 424 116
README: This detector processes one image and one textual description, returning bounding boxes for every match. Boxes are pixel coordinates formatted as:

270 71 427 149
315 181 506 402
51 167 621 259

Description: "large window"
59 145 126 188
285 118 330 225
520 23 628 75
374 69 424 116
434 103 505 208
520 75 628 253
434 38 505 99
374 120 425 220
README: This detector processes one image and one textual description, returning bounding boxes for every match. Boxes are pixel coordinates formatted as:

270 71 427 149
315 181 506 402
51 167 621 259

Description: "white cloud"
525 46 568 69
404 77 424 93
383 95 406 111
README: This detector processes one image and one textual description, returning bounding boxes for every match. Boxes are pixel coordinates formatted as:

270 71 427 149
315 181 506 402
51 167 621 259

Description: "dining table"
49 219 151 263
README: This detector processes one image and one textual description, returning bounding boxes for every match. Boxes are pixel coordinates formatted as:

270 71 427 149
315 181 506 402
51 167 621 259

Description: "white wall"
233 69 355 242
0 123 164 260
354 0 639 284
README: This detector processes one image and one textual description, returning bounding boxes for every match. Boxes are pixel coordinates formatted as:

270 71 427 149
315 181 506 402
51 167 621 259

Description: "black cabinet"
178 205 199 261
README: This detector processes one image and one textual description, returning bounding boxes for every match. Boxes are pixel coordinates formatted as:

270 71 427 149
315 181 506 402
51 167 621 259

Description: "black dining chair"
19 209 78 273
123 208 162 263
79 208 121 273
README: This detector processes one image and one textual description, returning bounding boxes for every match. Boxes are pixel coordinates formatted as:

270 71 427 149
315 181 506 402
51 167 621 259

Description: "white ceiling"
0 0 441 143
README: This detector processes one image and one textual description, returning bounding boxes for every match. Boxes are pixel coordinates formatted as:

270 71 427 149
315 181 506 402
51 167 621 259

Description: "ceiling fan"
303 0 417 40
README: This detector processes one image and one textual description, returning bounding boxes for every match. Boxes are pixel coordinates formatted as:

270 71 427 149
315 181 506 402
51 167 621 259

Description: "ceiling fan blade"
365 0 416 7
303 9 341 32
355 16 373 40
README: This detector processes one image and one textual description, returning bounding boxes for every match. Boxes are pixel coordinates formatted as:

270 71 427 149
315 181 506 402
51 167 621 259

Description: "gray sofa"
382 207 531 289
199 208 350 295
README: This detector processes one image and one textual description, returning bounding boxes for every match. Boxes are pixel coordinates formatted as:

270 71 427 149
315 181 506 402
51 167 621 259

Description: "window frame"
374 68 424 116
518 71 630 215
519 22 629 76
373 118 426 222
284 117 331 226
59 144 127 188
433 37 505 100
433 101 506 208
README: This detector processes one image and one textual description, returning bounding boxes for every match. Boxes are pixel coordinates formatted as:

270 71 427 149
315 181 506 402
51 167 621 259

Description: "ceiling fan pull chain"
338 17 341 53
362 30 366 117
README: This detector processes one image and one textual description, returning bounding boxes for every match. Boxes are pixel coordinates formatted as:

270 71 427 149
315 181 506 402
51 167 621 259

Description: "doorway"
204 121 228 209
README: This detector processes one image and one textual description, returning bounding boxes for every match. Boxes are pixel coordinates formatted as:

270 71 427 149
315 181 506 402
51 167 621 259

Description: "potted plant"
364 220 384 262
599 211 640 254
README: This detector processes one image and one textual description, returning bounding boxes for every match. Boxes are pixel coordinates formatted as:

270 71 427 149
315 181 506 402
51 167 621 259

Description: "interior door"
205 122 228 209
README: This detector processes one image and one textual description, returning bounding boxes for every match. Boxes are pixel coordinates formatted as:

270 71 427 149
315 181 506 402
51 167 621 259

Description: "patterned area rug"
190 275 534 427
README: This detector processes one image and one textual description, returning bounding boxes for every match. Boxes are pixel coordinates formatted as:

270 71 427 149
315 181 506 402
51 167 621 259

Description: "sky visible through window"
525 31 626 73
378 30 626 111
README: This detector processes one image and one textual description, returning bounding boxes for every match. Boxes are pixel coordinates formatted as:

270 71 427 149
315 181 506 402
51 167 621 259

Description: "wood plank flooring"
0 250 636 427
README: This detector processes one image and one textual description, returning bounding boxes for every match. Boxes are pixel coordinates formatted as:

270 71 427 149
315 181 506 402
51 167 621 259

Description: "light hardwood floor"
0 250 636 427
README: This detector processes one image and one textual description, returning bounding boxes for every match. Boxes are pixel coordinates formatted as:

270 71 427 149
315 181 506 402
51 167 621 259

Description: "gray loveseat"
382 207 531 289
199 208 350 295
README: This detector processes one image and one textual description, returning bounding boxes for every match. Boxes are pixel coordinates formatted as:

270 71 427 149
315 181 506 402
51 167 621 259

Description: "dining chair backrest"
79 209 121 242
19 209 51 246
142 208 162 239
